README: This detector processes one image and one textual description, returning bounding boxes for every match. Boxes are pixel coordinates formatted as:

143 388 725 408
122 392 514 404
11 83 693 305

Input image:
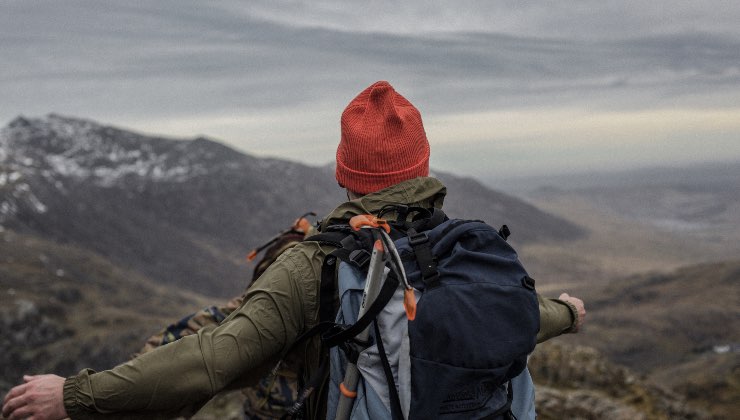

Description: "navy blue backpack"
288 206 539 419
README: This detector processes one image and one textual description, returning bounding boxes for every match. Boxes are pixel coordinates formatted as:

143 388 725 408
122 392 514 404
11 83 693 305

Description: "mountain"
0 114 584 297
568 260 740 419
515 161 740 243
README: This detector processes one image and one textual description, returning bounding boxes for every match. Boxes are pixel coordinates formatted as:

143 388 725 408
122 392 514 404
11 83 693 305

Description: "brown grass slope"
579 260 740 371
563 260 740 419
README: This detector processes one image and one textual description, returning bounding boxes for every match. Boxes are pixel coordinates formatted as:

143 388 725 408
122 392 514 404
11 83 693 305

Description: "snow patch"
28 193 47 213
714 345 731 354
0 200 17 216
4 115 215 189
713 344 740 354
0 171 23 187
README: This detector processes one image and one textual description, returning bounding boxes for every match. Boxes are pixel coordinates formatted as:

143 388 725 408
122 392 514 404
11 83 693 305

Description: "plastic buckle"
423 272 440 284
349 249 371 267
408 231 429 246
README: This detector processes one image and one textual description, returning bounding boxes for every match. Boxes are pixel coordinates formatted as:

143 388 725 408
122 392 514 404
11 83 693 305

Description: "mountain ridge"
1 114 584 297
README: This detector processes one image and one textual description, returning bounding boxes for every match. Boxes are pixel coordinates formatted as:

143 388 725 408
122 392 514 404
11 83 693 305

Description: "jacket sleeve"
62 246 321 419
537 294 577 343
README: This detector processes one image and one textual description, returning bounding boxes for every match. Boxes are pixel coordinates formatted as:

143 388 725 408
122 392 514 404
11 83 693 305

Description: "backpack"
295 205 540 420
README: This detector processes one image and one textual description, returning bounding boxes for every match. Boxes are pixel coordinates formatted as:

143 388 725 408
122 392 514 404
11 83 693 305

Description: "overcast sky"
2 1 739 180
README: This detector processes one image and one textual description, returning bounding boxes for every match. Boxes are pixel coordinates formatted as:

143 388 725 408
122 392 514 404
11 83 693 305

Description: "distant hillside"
570 260 740 419
581 260 740 370
0 114 583 297
495 161 740 192
517 161 740 242
435 173 586 243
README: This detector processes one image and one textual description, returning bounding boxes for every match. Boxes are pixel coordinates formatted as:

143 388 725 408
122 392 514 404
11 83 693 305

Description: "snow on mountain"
0 114 236 222
0 113 346 296
1 114 218 187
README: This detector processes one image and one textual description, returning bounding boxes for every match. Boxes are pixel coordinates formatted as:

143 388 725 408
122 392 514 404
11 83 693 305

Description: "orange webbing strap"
349 214 390 233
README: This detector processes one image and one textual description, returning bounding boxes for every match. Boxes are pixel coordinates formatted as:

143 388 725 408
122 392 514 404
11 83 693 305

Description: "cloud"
233 1 740 40
429 107 740 177
2 1 740 178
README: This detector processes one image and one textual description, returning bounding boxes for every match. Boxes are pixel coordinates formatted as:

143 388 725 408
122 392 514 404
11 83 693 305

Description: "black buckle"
423 271 440 284
349 249 371 267
408 231 429 246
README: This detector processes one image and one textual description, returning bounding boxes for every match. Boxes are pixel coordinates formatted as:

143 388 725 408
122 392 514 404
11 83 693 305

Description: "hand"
2 374 68 420
559 293 586 333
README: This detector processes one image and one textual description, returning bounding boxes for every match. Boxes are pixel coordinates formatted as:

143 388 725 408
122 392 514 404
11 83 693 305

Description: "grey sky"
2 1 739 179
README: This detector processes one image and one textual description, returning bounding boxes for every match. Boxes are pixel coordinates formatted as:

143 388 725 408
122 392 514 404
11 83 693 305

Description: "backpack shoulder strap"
305 226 376 324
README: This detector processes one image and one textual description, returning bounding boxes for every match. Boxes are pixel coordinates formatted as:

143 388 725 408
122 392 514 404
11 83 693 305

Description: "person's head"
335 81 430 197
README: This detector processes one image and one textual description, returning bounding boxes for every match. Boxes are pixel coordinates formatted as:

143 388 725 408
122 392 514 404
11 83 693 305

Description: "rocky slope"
530 341 711 419
565 260 740 419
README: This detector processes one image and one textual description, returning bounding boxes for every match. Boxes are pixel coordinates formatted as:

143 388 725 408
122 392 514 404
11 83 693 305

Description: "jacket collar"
320 177 447 230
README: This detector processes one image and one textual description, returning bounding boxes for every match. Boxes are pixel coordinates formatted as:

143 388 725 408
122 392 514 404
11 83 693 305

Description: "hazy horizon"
2 1 740 180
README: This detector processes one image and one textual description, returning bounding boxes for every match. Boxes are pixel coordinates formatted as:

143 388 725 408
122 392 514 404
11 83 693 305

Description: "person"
2 81 586 420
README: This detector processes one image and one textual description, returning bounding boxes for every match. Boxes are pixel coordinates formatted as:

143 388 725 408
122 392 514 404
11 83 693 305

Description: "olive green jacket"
63 177 577 419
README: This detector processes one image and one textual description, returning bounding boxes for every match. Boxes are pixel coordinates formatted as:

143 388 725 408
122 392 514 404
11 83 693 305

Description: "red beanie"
336 81 430 195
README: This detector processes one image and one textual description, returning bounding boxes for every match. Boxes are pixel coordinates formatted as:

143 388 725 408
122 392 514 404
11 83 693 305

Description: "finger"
7 403 33 420
2 394 27 418
559 293 569 300
3 383 27 406
23 374 38 382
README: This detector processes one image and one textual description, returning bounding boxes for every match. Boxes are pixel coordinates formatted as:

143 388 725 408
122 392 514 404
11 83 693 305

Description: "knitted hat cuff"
335 149 429 195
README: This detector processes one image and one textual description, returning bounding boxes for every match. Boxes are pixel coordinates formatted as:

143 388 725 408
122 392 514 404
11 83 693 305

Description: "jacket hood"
320 177 447 230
